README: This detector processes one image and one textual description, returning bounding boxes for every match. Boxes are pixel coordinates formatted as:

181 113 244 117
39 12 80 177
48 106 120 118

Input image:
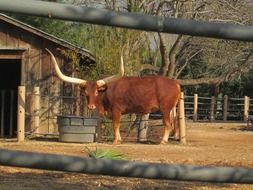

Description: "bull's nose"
88 104 96 110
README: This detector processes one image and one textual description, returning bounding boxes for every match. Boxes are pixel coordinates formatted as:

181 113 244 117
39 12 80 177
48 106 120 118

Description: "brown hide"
94 76 181 144
103 76 180 115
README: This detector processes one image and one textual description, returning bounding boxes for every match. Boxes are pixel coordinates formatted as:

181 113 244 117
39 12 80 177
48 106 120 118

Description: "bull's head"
45 49 124 110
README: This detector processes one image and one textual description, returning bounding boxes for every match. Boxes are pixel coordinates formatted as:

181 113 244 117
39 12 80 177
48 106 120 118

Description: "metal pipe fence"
1 0 253 42
0 148 253 184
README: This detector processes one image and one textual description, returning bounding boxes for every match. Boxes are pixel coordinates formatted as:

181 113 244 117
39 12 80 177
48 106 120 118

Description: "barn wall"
0 19 70 136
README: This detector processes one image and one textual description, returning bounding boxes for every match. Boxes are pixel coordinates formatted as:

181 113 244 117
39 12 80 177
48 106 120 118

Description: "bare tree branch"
178 76 225 86
175 49 203 78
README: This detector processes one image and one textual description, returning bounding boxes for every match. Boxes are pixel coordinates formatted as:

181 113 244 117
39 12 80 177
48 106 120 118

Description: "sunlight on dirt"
0 122 253 189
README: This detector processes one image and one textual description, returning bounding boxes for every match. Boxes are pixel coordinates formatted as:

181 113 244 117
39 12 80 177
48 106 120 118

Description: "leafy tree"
12 0 253 97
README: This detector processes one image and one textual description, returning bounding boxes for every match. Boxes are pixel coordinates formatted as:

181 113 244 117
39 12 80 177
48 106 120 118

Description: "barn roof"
0 14 96 64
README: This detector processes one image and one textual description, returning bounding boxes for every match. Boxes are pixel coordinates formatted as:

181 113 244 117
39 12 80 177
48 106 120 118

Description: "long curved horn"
45 49 87 85
96 52 125 87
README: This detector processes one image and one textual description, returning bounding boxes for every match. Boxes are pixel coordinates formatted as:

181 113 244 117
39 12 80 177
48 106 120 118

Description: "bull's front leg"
112 111 122 145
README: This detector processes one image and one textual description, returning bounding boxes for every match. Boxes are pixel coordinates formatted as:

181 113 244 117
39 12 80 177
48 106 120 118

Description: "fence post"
137 114 149 142
210 96 215 121
74 86 80 116
193 94 198 122
249 97 251 115
17 86 25 142
223 95 228 121
244 96 249 122
31 86 40 136
179 92 186 144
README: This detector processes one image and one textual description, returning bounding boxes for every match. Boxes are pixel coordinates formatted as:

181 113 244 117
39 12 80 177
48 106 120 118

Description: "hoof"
113 140 121 145
160 140 168 145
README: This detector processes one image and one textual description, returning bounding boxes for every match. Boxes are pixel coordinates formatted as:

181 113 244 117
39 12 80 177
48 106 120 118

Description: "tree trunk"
158 33 170 76
167 35 183 78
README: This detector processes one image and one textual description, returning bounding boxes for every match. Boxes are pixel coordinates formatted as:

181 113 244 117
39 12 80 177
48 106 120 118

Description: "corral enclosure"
0 2 253 189
1 14 253 141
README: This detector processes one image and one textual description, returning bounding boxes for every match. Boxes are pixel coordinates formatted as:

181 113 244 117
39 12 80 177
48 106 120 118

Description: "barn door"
0 59 21 138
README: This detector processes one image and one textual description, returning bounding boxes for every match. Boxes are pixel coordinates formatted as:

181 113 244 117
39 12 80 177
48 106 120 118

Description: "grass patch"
85 147 126 160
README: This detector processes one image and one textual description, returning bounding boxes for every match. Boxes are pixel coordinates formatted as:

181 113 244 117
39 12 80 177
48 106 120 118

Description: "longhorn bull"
46 49 181 144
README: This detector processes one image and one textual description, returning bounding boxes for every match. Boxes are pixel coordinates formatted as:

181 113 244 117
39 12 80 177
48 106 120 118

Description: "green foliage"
80 25 149 77
85 147 126 160
224 70 253 98
11 1 253 98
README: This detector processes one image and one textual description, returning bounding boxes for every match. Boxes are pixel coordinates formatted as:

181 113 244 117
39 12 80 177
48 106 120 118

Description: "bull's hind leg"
160 111 172 144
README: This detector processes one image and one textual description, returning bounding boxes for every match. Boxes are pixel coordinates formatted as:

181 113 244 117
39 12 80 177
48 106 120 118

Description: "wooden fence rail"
19 91 253 139
27 92 252 137
185 94 251 122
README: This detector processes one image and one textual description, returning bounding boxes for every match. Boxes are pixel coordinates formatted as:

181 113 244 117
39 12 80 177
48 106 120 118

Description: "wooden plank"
0 22 7 47
0 54 22 59
27 48 41 87
6 26 19 47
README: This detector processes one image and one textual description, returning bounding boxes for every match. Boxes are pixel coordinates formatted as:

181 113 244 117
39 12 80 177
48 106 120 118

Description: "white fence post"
193 94 198 122
244 96 249 122
179 92 186 144
17 86 25 142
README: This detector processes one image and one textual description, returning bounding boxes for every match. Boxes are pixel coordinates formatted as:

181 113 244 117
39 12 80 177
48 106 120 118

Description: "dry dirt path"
0 122 253 189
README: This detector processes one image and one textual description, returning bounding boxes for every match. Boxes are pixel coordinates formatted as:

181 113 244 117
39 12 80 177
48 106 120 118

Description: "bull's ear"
98 85 107 92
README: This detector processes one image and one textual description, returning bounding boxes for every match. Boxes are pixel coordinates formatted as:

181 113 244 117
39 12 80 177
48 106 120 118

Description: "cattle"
46 49 181 144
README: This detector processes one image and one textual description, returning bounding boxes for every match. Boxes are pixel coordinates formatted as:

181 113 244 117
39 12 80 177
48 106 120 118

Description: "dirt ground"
0 122 253 190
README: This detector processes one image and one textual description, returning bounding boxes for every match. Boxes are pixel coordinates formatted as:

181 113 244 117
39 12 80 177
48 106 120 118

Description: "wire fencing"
25 91 252 138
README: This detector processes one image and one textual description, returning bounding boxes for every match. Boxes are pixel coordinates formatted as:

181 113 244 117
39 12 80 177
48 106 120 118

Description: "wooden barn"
0 14 95 139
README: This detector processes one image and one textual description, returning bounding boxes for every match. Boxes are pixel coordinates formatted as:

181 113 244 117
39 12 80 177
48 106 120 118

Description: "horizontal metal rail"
0 149 253 184
1 0 253 41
